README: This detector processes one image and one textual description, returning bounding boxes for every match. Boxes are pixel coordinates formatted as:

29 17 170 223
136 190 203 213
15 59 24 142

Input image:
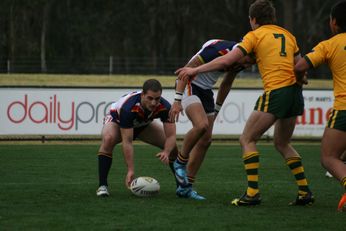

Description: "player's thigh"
185 102 209 127
321 127 346 159
241 110 276 142
100 122 122 150
137 121 166 149
322 109 346 159
273 116 296 144
255 84 303 118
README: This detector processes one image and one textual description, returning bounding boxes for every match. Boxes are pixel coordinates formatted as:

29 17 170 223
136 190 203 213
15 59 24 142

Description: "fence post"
109 56 113 75
7 60 10 74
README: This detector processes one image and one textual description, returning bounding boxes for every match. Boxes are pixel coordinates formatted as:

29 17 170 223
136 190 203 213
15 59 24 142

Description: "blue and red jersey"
108 91 171 128
190 39 239 89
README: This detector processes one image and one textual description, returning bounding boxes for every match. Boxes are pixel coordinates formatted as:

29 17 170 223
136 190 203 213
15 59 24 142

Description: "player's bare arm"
237 54 256 68
169 79 186 122
120 127 135 188
170 56 204 122
175 48 244 80
294 55 309 85
214 71 236 118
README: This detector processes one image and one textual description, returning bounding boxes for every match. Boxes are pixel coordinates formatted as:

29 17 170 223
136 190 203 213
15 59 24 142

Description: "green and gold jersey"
305 33 346 110
238 25 299 91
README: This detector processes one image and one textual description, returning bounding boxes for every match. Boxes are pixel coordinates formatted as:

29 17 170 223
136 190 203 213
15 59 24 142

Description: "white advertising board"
0 87 333 137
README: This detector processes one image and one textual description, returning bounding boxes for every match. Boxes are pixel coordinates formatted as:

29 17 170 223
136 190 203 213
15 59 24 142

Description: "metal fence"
0 56 187 75
0 56 332 78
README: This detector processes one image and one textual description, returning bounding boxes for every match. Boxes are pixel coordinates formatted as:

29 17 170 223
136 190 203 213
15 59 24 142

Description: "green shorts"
327 109 346 132
254 84 304 118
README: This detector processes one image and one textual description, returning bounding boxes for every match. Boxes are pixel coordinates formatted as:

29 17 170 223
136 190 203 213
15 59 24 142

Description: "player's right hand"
155 151 169 164
296 72 308 86
125 170 135 188
175 67 197 82
169 101 184 122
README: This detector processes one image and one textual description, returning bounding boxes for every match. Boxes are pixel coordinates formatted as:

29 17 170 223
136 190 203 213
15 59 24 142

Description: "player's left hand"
156 151 169 164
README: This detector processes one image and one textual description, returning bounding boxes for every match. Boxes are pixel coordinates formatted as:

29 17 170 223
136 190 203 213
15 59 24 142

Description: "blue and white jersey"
191 39 238 90
108 91 171 128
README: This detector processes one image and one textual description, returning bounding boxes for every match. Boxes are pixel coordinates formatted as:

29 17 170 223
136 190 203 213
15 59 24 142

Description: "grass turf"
0 144 344 230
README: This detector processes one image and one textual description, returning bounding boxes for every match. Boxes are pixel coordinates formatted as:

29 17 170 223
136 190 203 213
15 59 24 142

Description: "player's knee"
239 134 249 146
102 133 116 147
195 121 209 134
320 154 330 170
321 154 340 169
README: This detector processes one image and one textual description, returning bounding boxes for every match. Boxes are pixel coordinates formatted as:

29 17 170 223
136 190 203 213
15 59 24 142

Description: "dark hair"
249 0 276 25
142 79 162 94
331 1 346 32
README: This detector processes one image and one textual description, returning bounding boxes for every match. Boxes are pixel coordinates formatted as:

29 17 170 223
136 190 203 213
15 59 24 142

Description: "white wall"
0 87 333 137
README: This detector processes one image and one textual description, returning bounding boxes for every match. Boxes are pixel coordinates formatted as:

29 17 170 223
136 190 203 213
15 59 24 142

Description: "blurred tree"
0 0 338 76
40 0 54 72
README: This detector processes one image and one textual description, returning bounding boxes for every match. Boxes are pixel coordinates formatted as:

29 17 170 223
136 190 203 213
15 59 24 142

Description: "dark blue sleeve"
199 40 238 63
118 108 135 128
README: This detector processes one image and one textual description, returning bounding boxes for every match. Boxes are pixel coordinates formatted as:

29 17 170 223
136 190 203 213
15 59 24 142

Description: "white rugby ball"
130 176 160 197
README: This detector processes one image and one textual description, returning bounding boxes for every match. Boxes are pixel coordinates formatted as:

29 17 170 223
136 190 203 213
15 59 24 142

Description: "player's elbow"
194 120 209 135
294 65 305 74
220 60 232 71
223 49 244 70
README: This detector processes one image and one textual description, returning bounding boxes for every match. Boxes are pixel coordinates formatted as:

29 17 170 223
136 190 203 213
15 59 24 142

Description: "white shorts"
182 95 214 117
182 95 202 110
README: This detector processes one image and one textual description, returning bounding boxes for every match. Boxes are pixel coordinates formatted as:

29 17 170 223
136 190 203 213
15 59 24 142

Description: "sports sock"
243 151 260 197
176 152 188 165
286 156 310 195
341 177 346 190
98 152 112 186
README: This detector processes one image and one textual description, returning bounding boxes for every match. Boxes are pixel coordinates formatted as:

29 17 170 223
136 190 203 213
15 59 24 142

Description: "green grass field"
0 144 344 230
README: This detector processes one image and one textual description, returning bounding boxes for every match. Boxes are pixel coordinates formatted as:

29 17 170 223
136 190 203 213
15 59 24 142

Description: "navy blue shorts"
191 83 215 114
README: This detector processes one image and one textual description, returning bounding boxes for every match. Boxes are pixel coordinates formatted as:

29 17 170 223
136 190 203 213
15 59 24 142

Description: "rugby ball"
130 176 160 197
